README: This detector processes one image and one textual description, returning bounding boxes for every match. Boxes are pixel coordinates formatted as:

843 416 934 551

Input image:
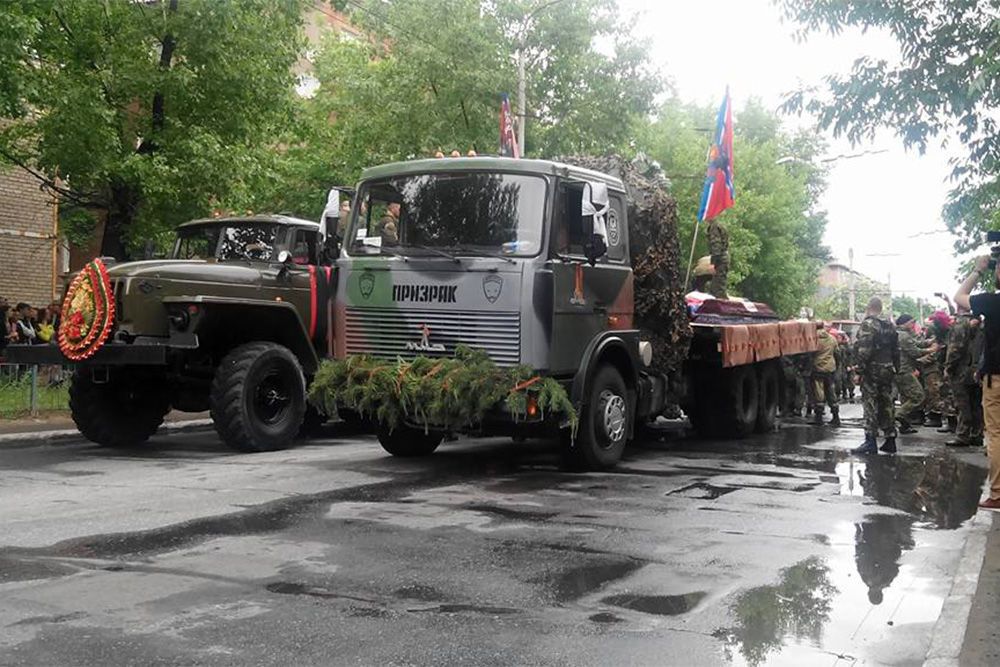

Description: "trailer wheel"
566 365 629 470
377 424 443 457
210 342 307 452
718 365 759 438
70 368 170 447
755 362 780 433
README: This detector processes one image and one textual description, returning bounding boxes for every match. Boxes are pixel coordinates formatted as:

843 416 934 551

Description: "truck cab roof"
177 214 319 230
360 157 626 192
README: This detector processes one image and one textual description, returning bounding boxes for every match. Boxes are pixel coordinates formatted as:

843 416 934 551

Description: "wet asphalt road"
0 404 992 666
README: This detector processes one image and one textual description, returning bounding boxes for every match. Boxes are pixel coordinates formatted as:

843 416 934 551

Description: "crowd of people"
0 297 60 362
827 254 1000 513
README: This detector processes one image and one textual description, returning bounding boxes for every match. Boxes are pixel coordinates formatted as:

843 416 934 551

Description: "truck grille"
344 307 521 366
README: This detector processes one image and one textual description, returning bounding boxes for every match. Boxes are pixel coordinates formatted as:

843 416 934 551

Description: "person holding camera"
954 255 1000 511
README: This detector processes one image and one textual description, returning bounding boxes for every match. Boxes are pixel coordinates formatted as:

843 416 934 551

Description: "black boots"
853 436 878 455
853 435 896 455
937 416 957 433
896 418 917 434
924 413 943 428
828 409 841 427
811 408 824 426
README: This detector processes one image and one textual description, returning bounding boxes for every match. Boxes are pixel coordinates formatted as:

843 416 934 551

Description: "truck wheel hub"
599 390 626 443
254 372 291 424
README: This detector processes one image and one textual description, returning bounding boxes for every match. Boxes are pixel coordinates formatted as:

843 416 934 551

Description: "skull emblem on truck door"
359 269 375 300
482 274 503 304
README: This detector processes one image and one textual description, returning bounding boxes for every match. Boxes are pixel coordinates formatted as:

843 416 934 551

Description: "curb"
924 509 992 666
0 418 214 446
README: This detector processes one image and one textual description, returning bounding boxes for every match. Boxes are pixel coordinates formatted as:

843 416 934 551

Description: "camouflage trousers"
861 365 896 437
811 372 837 413
895 372 925 423
952 381 983 440
923 370 953 416
709 253 729 299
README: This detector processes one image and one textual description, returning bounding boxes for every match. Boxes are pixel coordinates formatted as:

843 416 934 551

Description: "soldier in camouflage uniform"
945 309 984 446
853 297 900 454
707 219 729 299
894 314 935 433
781 355 806 417
811 323 841 426
922 313 951 428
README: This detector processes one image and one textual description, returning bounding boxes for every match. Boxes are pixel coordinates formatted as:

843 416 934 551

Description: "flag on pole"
499 93 521 158
697 88 735 221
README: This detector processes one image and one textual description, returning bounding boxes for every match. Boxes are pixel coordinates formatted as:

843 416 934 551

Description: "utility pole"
517 44 526 157
848 248 856 321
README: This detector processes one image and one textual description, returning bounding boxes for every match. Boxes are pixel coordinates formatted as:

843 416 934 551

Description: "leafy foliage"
640 98 830 317
0 0 305 257
308 345 576 432
257 0 662 216
777 0 1000 253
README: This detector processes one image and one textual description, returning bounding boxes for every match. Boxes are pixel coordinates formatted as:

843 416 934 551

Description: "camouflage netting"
556 155 693 375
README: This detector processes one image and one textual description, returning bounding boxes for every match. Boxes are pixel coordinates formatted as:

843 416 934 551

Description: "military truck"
334 157 817 469
7 214 338 452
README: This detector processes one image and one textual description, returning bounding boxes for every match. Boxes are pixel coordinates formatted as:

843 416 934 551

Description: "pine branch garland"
308 345 577 432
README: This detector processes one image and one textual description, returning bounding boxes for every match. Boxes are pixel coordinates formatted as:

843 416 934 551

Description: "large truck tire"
377 424 443 457
565 364 629 470
717 365 759 438
755 361 780 433
70 367 170 447
210 342 307 453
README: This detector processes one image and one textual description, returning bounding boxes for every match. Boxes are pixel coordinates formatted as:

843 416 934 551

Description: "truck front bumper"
3 342 168 366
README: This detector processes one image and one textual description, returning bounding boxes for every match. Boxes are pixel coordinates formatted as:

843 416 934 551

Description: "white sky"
619 0 963 307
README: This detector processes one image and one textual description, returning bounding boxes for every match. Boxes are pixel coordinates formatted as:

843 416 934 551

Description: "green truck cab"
8 214 336 452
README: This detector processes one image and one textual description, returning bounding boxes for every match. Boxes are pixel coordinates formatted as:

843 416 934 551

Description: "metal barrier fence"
0 363 70 418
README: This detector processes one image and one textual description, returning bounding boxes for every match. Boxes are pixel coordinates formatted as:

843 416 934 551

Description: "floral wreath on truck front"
57 258 116 361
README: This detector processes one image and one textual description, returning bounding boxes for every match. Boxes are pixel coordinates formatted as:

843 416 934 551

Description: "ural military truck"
333 156 818 469
7 215 338 452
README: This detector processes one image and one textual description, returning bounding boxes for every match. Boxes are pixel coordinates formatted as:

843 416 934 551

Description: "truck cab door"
265 227 336 354
548 181 633 376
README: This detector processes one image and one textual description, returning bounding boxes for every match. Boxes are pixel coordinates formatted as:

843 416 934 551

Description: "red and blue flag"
697 89 735 221
499 94 520 158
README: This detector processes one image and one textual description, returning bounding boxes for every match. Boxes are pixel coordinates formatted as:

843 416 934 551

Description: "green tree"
639 97 830 316
0 0 305 258
776 0 1000 253
260 0 662 216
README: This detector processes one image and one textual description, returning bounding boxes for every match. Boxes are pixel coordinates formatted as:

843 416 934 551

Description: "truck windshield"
174 224 279 262
348 172 546 257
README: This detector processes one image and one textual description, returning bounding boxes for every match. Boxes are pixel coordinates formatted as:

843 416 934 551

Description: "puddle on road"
589 612 624 624
602 591 706 616
711 442 987 666
545 559 645 602
667 483 737 500
835 452 985 529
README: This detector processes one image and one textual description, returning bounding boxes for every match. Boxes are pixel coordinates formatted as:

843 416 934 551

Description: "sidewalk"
961 511 1000 665
0 410 212 442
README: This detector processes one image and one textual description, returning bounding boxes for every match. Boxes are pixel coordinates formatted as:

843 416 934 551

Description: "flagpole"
683 220 701 291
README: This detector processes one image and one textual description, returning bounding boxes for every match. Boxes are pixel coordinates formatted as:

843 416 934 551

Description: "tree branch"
0 147 105 208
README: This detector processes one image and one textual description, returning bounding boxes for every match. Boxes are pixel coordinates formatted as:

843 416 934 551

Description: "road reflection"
837 452 985 528
718 449 986 665
714 557 836 666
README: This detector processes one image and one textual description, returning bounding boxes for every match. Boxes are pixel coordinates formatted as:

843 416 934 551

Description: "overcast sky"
619 0 963 308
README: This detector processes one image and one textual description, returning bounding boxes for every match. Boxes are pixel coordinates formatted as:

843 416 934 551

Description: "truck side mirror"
321 188 341 245
581 181 610 266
